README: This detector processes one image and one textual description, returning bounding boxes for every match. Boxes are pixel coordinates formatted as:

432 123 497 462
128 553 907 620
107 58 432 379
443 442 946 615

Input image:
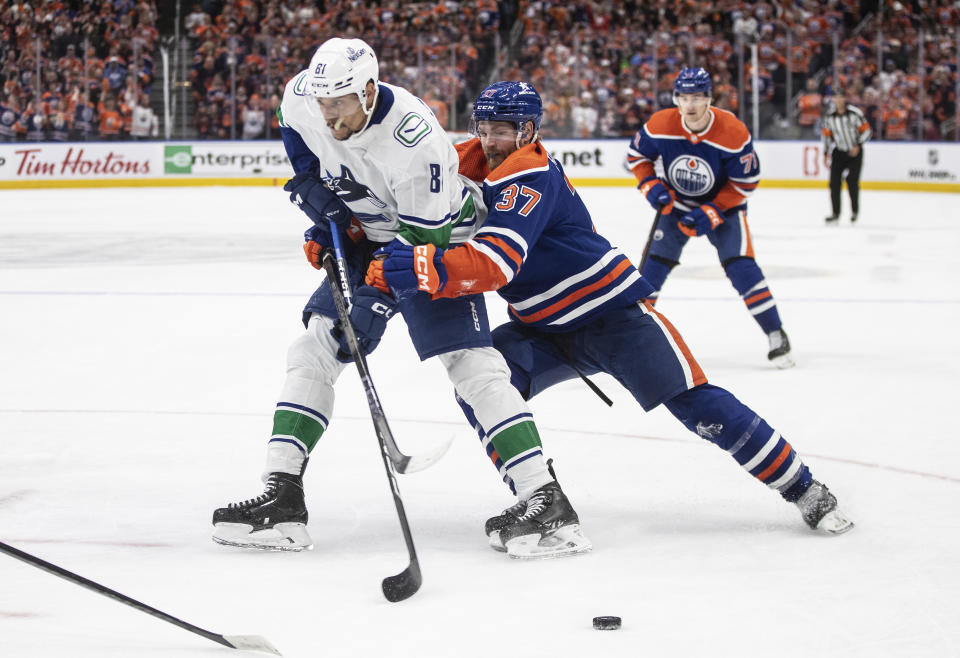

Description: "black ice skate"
796 480 854 535
825 214 839 224
212 472 312 551
496 481 592 559
484 499 527 552
767 328 795 369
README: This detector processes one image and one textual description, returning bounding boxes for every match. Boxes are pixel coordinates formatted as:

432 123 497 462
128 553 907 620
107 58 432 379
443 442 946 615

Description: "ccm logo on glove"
415 245 439 292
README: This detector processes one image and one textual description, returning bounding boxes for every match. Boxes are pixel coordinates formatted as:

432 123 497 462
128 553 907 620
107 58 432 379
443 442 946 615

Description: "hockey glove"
330 285 397 363
302 224 332 270
366 242 448 298
678 203 724 237
638 176 675 215
283 172 352 228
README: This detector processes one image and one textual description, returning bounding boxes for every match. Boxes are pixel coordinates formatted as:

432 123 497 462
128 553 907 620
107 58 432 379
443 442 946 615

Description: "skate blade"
817 510 854 535
212 522 313 552
505 524 593 560
487 530 507 553
770 353 795 369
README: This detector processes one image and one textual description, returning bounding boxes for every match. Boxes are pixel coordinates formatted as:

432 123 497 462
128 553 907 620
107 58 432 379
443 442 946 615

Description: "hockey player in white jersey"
211 38 586 558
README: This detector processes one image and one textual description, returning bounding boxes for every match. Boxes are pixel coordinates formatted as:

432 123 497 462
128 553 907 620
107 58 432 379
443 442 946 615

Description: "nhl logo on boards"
667 155 715 197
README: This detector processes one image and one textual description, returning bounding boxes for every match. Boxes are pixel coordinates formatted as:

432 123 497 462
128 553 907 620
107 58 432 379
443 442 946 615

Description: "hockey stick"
638 206 664 274
0 540 281 655
556 205 665 407
546 335 613 407
326 225 451 474
321 248 422 602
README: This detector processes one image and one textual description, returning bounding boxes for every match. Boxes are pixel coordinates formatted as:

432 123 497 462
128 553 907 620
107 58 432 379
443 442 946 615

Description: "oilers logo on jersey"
667 156 716 197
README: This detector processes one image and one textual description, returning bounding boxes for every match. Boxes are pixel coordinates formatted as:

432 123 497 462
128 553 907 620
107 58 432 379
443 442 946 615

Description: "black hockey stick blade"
382 560 423 602
0 540 281 656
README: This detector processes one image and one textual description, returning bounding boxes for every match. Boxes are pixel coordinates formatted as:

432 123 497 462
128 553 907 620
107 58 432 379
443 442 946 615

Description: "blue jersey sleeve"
280 126 319 175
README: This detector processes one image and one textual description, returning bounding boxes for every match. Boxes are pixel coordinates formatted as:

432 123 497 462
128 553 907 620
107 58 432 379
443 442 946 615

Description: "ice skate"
824 214 838 224
796 480 854 535
767 328 795 369
497 481 592 559
212 472 312 551
850 212 858 223
485 499 527 552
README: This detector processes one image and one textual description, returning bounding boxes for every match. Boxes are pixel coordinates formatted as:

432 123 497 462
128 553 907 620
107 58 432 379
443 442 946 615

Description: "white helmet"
306 38 379 115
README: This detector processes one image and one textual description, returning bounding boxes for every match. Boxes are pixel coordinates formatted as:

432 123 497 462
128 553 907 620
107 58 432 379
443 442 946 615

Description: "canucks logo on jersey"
322 164 387 210
667 156 716 197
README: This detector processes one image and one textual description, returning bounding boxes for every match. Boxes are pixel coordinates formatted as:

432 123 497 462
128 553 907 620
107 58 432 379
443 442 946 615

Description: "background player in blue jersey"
370 81 853 558
627 67 794 368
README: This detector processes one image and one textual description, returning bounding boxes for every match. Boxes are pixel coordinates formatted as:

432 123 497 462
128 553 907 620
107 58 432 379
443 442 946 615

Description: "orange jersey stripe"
512 259 632 324
744 290 772 306
646 303 708 386
757 443 792 481
477 235 523 270
742 212 755 258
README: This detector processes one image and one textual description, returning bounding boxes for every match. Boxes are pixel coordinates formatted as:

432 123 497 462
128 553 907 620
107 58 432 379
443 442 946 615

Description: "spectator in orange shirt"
98 95 124 140
796 78 823 138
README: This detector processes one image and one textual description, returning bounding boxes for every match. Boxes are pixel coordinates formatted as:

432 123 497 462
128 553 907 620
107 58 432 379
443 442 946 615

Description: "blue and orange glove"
366 241 447 299
303 220 365 269
330 285 397 362
302 224 331 270
638 176 674 215
678 203 724 237
283 172 352 228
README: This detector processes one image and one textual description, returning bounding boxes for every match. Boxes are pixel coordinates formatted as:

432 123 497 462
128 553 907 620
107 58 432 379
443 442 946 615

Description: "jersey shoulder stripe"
485 142 550 185
701 108 751 152
643 109 687 139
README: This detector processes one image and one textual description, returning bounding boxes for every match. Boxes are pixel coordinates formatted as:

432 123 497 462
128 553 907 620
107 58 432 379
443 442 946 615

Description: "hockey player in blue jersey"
627 67 794 368
369 80 853 557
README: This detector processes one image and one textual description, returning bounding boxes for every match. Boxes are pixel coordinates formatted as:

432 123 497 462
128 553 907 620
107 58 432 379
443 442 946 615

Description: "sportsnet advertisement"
1 140 959 190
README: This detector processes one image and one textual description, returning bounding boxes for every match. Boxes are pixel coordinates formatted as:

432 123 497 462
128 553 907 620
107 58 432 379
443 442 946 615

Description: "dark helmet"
472 81 543 133
673 67 712 96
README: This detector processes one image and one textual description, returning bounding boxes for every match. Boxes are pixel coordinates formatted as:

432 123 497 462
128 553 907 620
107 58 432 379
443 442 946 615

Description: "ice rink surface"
1 184 959 657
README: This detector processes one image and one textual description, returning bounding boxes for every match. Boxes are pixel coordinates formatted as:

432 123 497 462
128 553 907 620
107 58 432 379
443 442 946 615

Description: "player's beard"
484 147 510 171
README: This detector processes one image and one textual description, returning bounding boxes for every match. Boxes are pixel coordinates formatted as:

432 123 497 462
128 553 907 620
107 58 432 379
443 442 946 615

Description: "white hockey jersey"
278 77 482 246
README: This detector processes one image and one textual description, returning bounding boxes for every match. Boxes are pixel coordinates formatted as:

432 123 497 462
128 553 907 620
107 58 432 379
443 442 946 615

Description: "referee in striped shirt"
822 90 871 223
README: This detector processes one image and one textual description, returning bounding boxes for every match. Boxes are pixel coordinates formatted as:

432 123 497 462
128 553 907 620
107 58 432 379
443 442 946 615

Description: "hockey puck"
592 616 621 630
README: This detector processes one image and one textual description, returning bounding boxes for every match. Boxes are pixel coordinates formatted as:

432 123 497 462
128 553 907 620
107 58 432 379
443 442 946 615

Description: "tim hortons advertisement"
0 143 156 180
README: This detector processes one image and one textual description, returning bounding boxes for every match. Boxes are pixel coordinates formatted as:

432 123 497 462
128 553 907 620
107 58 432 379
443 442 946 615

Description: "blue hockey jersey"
626 106 760 212
439 138 654 331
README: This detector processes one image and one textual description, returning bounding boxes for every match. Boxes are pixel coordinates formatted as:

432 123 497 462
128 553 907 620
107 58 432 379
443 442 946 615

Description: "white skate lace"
516 490 549 521
228 478 278 509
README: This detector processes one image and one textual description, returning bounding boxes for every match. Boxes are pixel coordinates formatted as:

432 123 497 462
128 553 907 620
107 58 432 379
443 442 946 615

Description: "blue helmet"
472 81 543 133
673 67 712 96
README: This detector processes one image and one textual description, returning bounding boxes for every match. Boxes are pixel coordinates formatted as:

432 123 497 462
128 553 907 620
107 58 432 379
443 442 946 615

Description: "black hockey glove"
283 172 352 228
331 285 398 362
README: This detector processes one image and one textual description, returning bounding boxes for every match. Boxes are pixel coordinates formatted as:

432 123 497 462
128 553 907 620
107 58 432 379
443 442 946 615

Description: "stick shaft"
0 540 231 648
321 252 421 600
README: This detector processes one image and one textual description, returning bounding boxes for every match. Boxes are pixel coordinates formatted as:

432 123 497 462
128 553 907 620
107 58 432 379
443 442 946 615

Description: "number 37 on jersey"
494 184 542 217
